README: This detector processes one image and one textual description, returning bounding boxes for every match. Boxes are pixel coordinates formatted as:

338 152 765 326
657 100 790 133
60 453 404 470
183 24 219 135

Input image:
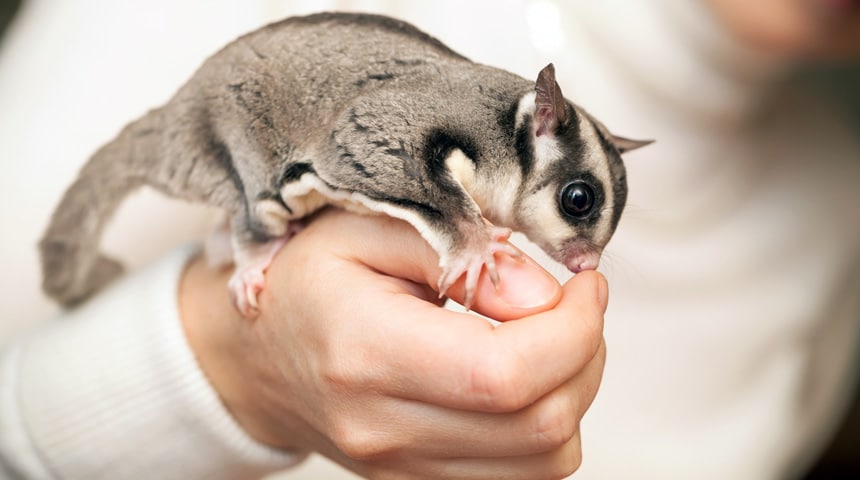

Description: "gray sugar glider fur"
39 12 651 316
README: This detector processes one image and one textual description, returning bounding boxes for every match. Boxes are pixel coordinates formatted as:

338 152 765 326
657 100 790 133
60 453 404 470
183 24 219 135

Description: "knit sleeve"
0 246 306 480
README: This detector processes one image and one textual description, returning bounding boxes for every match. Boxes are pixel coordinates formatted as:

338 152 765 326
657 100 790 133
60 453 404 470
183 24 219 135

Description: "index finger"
352 268 608 413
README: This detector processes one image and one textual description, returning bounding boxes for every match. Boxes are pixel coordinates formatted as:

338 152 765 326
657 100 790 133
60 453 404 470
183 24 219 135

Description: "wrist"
178 254 302 451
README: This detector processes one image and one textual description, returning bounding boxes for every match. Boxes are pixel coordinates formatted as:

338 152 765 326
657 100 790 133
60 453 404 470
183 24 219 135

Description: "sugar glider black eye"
559 181 595 218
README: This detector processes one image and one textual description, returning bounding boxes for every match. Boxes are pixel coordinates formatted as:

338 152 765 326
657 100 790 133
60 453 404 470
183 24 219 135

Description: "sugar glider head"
514 64 651 272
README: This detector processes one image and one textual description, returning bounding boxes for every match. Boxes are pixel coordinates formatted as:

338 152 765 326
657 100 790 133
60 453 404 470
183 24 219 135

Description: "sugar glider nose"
565 252 601 273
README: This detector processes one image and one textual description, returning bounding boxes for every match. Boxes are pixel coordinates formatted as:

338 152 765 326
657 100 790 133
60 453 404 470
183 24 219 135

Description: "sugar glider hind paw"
228 266 265 318
228 237 288 319
436 226 521 311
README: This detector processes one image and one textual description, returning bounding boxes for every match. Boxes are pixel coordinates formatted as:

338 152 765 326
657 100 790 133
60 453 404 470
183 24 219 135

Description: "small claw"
436 223 521 310
485 254 500 290
462 288 475 312
463 257 485 311
437 271 456 299
502 242 524 260
228 268 264 319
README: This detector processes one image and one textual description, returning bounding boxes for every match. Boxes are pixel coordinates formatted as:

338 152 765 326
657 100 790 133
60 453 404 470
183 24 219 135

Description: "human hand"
180 209 608 479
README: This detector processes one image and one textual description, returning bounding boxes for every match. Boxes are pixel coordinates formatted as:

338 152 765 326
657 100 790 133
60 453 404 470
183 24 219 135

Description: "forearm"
0 246 303 480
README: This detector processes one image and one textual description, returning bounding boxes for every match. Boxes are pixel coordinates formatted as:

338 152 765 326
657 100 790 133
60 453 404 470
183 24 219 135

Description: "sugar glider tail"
38 102 218 307
40 98 243 307
37 116 162 306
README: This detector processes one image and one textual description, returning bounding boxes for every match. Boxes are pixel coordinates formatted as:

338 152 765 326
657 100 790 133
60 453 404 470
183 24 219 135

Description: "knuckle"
531 394 578 451
329 419 367 460
319 347 374 393
467 353 530 412
330 419 395 461
320 358 354 389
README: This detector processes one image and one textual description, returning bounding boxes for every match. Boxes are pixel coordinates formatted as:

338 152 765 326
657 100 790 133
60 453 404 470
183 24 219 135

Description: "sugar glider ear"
534 63 569 137
610 135 654 154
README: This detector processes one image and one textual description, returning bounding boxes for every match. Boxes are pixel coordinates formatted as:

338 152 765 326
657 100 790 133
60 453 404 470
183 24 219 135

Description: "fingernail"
495 256 560 309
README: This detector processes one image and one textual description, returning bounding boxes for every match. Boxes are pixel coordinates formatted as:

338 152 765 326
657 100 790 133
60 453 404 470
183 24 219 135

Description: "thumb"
449 253 562 321
310 209 562 321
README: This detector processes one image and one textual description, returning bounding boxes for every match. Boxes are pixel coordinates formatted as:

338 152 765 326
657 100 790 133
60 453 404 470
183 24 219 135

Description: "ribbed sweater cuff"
7 246 305 479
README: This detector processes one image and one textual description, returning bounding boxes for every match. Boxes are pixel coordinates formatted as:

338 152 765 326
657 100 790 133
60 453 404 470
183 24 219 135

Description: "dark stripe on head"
591 120 617 158
498 97 534 177
588 119 628 232
514 121 533 178
554 103 584 164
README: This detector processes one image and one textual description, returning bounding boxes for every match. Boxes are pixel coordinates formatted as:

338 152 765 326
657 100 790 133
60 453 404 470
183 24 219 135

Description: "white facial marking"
516 92 563 177
515 92 536 131
532 134 563 174
520 185 574 254
575 111 614 245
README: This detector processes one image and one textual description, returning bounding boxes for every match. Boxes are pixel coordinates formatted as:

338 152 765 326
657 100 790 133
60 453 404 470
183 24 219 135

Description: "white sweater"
1 0 858 479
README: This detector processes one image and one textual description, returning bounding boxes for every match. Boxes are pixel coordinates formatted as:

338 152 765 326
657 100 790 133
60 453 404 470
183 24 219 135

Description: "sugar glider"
40 12 651 317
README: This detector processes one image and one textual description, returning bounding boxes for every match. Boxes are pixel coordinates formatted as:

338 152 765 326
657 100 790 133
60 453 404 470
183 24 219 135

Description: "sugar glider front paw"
437 225 522 310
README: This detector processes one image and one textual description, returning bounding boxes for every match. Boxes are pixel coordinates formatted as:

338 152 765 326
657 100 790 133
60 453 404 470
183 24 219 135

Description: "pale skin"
180 209 608 479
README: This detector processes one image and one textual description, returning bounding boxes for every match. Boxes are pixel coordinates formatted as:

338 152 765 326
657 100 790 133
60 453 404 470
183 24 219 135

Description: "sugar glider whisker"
39 12 652 316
